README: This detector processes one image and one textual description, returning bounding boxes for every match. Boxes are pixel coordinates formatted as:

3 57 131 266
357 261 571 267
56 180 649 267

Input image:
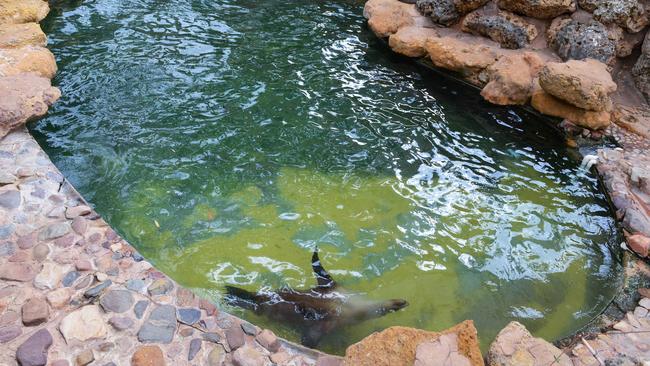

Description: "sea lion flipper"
312 247 336 289
224 285 262 311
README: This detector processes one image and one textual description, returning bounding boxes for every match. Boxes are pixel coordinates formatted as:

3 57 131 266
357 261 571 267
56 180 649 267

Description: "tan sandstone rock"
388 26 438 58
481 52 544 105
0 0 49 24
0 73 60 139
538 59 616 111
414 333 472 366
425 36 501 86
0 23 46 48
59 305 108 343
343 321 483 366
487 321 571 366
0 46 57 79
531 80 611 129
364 0 421 37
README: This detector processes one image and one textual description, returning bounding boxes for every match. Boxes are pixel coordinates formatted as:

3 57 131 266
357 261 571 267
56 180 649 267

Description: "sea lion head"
382 298 409 313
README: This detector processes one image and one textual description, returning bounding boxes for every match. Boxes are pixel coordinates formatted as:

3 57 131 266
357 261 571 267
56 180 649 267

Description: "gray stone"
38 222 70 241
84 280 112 298
132 252 144 262
226 324 246 350
0 241 15 256
126 278 145 292
633 31 650 102
0 224 14 239
255 329 280 352
108 316 134 331
188 338 202 361
32 244 49 261
137 305 177 344
148 278 173 296
62 271 80 287
241 322 258 336
16 328 52 366
0 190 21 209
100 290 134 313
134 300 149 319
497 0 576 18
548 18 616 64
177 308 201 325
0 325 21 343
416 0 488 25
202 332 221 343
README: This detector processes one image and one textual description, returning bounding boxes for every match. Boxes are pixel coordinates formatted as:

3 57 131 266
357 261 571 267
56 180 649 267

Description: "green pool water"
35 0 622 354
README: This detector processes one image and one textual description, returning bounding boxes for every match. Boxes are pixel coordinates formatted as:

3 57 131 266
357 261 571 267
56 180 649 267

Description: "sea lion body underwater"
224 249 409 347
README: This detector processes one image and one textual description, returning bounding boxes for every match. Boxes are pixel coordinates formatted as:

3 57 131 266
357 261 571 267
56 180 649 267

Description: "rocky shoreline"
1 0 650 364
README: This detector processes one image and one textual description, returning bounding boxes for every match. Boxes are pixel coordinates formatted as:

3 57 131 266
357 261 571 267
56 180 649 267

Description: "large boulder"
416 0 490 26
0 23 46 48
481 52 544 105
0 0 49 24
531 80 611 129
343 321 483 366
364 0 423 37
0 46 57 79
461 11 538 49
388 26 439 57
497 0 575 18
577 0 648 33
547 18 617 64
487 322 571 365
538 59 616 111
632 30 650 102
0 73 60 139
425 36 501 85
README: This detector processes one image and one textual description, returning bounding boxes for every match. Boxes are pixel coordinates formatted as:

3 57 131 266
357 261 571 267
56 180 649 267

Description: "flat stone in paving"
134 299 149 319
100 289 134 313
15 328 52 366
177 307 201 325
138 304 177 344
21 297 49 326
109 316 134 331
226 323 246 350
148 278 173 296
84 279 112 298
38 222 70 241
0 325 21 343
61 270 80 287
0 262 38 281
0 189 21 209
188 338 202 361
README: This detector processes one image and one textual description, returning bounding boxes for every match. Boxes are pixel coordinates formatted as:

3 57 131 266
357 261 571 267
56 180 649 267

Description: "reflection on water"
34 0 621 353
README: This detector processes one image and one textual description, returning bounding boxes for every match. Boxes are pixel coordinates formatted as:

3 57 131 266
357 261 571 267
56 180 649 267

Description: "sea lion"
224 248 409 347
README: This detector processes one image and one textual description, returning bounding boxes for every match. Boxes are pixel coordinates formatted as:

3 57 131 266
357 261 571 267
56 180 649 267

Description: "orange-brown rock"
0 0 49 24
343 320 483 366
481 52 544 105
0 73 61 139
531 80 611 129
388 26 438 58
364 0 424 37
425 36 502 85
627 233 650 257
132 345 166 366
538 59 616 111
0 23 46 48
0 46 57 79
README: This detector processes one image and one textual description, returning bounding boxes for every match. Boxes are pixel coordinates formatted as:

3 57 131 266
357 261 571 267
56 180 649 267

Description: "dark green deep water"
35 0 622 353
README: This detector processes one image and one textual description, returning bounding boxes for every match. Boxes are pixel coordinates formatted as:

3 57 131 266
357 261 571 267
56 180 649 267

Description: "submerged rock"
461 11 538 49
416 0 489 25
344 321 483 366
538 59 616 111
497 0 575 18
578 0 648 32
547 18 616 64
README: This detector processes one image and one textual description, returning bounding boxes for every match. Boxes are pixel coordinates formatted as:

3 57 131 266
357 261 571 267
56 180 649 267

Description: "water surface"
35 0 621 353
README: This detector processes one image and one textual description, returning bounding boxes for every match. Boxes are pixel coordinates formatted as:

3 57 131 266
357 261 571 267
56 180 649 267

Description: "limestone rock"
33 262 67 290
59 305 107 343
0 46 57 79
538 59 616 111
547 18 616 64
46 287 72 309
416 0 489 25
461 11 537 49
481 52 544 105
531 81 611 129
414 334 472 366
388 26 438 58
0 0 49 24
497 0 575 18
15 328 52 366
578 0 648 32
632 31 650 102
364 0 420 37
343 321 483 366
0 23 46 48
425 36 501 85
132 345 166 366
487 321 571 365
0 73 60 139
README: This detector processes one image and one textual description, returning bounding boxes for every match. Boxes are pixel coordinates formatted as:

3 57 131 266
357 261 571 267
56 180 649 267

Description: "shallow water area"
34 0 622 354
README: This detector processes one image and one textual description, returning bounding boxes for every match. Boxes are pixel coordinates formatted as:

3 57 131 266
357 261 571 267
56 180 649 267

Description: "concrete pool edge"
1 1 650 366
